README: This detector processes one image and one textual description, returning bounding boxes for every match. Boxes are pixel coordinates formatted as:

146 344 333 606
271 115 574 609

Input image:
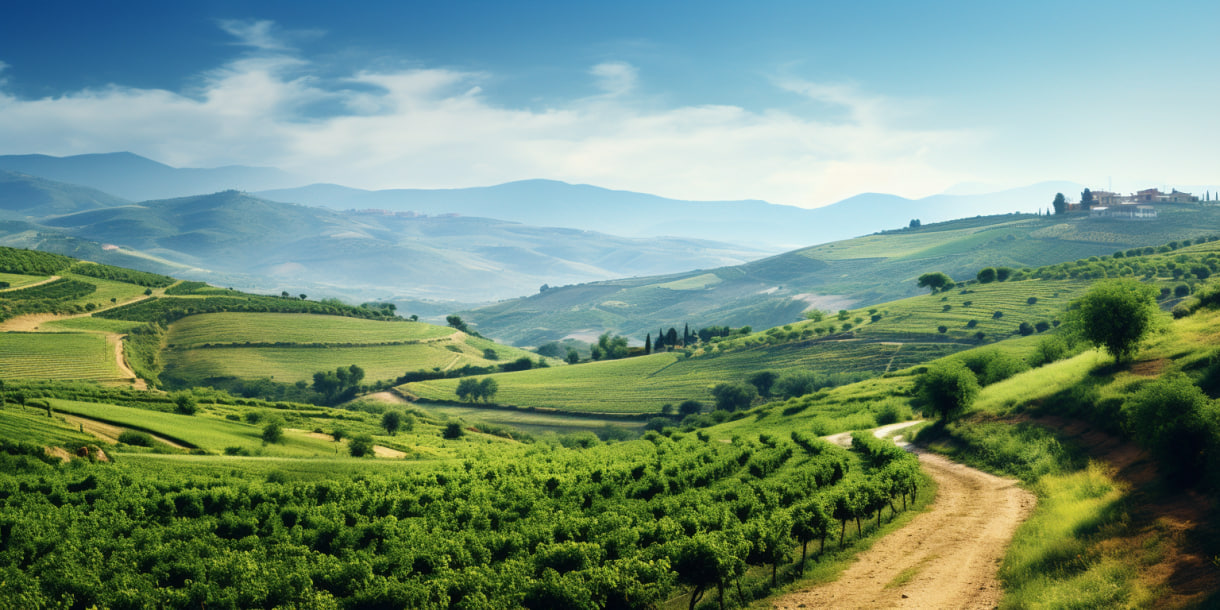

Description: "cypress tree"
645 333 652 355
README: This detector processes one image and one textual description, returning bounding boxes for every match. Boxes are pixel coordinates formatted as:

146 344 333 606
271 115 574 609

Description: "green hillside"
466 204 1220 346
6 235 1220 607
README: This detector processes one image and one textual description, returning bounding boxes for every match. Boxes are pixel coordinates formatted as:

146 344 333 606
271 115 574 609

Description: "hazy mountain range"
0 168 765 302
0 151 1113 323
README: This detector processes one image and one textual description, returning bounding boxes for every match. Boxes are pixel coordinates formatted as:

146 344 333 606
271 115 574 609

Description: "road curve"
773 422 1036 609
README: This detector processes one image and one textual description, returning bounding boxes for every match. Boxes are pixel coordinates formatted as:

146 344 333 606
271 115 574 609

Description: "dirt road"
774 423 1036 610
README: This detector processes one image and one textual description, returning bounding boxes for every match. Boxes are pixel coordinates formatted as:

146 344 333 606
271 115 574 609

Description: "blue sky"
1 1 1217 207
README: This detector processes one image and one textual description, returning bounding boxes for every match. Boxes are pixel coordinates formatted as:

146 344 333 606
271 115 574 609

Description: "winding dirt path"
774 422 1036 610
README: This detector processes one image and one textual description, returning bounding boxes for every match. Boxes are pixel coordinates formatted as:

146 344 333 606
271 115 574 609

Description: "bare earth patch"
775 423 1036 610
304 431 407 458
364 391 411 405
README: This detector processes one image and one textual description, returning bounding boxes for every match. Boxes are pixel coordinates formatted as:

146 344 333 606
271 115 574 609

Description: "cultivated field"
165 344 473 384
0 332 122 380
166 312 455 347
402 338 961 414
0 272 51 290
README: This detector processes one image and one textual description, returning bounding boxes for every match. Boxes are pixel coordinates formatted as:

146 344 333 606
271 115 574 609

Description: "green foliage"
917 359 980 421
710 382 757 412
348 433 375 457
443 422 466 439
98 295 396 325
977 267 997 283
118 430 155 446
172 391 198 415
0 246 75 275
67 262 175 287
380 410 402 435
917 271 955 294
1123 375 1219 485
1071 279 1158 362
261 421 285 444
747 370 778 397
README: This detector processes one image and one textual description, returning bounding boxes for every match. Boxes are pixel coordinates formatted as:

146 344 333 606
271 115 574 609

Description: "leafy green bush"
1123 375 1219 486
118 430 154 447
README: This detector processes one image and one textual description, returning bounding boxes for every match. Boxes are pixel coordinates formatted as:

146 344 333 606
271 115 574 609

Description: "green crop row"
166 312 454 347
0 333 121 380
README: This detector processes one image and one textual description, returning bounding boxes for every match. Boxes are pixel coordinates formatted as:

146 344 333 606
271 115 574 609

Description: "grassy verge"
916 418 1165 608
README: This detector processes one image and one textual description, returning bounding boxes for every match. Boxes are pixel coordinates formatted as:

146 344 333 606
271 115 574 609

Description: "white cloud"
217 19 291 51
0 27 978 207
589 61 638 97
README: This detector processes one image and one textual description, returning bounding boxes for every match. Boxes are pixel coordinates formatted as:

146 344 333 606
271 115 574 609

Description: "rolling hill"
463 204 1220 346
0 152 302 201
257 178 1087 251
0 169 131 218
1 185 766 303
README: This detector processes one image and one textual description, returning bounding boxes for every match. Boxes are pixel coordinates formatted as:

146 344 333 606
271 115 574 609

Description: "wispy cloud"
217 19 291 51
589 61 638 97
0 22 976 207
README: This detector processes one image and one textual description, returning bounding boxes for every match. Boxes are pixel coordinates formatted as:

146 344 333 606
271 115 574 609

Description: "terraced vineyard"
162 312 544 386
167 343 486 384
166 312 455 347
0 332 121 380
48 398 344 457
402 338 961 414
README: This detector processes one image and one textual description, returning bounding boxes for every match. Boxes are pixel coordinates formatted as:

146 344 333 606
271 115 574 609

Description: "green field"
0 332 122 380
403 338 960 414
0 272 50 290
416 401 649 437
0 407 99 447
42 316 146 333
166 344 478 384
467 205 1220 346
48 398 352 457
59 272 152 307
166 312 455 347
162 313 547 386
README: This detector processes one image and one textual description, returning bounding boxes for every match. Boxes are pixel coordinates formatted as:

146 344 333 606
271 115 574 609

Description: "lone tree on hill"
916 272 955 294
381 411 402 435
917 359 980 421
1052 192 1067 215
1072 278 1158 363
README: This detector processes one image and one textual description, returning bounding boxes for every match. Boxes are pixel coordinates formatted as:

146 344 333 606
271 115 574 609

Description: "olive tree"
917 359 980 421
1072 279 1158 363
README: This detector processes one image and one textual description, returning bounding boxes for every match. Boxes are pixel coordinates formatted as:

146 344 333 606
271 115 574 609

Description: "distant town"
1065 187 1211 220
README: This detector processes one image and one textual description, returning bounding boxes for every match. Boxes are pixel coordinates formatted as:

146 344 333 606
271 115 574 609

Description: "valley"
5 223 1220 607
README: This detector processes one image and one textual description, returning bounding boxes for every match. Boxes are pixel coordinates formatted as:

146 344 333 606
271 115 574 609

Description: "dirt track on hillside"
773 423 1036 610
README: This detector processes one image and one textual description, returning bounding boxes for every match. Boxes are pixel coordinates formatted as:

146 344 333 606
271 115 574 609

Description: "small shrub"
938 325 948 334
966 319 978 328
118 430 154 447
1026 296 1038 305
261 422 284 444
349 434 375 457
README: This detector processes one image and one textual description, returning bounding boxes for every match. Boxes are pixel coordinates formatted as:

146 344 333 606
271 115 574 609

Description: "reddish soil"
1030 415 1219 607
